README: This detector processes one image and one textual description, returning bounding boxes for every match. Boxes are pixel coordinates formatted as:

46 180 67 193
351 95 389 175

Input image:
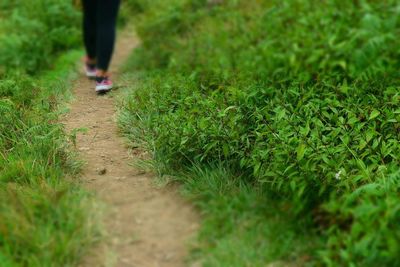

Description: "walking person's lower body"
82 0 121 93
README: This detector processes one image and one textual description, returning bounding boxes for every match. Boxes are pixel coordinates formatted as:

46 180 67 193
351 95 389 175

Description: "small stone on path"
97 167 107 175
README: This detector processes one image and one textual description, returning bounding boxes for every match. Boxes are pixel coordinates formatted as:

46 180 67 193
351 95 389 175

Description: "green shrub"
0 0 81 74
121 74 400 208
320 171 400 266
120 0 400 265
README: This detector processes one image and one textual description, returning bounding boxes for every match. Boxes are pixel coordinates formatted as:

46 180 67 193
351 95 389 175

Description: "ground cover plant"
120 0 400 266
0 1 97 266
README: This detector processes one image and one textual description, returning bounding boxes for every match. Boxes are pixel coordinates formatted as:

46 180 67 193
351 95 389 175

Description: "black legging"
82 0 121 71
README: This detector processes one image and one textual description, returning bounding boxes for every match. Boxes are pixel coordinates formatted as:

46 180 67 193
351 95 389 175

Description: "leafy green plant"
0 0 81 74
120 0 400 265
320 171 400 266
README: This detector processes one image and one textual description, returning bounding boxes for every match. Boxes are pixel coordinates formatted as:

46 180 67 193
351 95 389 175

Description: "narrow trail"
64 31 199 267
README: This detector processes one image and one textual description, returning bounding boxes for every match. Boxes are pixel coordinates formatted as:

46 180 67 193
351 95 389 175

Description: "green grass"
176 165 320 267
0 1 99 266
0 51 99 267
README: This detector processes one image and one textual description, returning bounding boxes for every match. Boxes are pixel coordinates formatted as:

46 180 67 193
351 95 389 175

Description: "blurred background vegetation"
120 0 400 266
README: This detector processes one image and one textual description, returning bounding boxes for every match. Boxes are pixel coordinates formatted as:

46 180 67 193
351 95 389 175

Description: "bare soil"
63 31 199 267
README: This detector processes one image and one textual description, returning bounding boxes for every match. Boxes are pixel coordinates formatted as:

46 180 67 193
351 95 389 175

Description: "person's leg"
96 0 121 75
82 0 97 64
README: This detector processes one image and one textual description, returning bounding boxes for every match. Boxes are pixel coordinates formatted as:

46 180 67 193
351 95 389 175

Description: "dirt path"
64 31 199 267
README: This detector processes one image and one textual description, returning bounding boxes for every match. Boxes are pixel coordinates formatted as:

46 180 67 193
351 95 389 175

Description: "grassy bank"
120 0 400 266
0 1 97 266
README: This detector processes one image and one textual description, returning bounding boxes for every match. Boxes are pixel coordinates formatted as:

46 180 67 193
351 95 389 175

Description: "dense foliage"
0 1 96 266
121 0 400 265
0 0 81 74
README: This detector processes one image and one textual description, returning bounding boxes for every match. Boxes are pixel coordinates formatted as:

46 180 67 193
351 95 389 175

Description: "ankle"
85 57 96 64
96 76 112 83
96 70 109 78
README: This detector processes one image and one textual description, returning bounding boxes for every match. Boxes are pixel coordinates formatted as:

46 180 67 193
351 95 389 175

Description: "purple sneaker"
95 76 113 93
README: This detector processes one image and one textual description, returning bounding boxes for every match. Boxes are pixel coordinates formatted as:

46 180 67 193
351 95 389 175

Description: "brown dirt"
63 31 199 267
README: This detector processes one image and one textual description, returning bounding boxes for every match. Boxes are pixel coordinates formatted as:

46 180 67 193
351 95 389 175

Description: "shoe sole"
95 85 113 93
86 71 96 79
